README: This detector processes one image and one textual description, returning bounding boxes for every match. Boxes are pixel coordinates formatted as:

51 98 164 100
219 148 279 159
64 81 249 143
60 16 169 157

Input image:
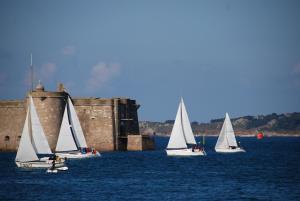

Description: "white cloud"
40 62 56 78
38 62 57 82
293 62 300 74
62 46 76 55
87 62 121 91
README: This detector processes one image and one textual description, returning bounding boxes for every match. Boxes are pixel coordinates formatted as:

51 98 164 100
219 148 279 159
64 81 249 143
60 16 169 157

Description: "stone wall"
0 89 151 152
127 135 155 151
72 98 115 151
0 100 25 151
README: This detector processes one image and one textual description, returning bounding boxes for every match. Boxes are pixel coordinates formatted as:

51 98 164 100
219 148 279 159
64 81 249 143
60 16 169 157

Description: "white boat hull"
15 160 65 168
166 148 206 156
56 151 101 159
215 147 246 153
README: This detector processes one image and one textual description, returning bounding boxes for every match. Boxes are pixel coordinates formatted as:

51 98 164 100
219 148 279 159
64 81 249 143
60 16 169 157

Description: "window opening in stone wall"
4 136 10 142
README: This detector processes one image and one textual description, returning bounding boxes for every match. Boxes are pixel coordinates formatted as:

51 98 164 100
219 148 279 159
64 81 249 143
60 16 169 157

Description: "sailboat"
166 98 206 156
55 97 100 159
215 113 245 153
15 96 66 168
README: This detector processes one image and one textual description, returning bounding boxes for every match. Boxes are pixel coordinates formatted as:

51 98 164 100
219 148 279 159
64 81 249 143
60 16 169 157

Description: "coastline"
152 133 300 137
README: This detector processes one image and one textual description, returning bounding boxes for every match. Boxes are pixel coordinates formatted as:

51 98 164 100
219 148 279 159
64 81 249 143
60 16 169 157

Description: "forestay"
167 101 188 149
67 97 87 148
15 109 39 162
56 104 78 152
30 97 52 154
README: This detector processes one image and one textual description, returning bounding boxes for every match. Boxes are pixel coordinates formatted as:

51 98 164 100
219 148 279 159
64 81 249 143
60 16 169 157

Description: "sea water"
0 137 299 201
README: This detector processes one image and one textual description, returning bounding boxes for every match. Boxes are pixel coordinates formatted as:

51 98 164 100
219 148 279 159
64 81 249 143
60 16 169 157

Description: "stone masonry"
0 84 154 152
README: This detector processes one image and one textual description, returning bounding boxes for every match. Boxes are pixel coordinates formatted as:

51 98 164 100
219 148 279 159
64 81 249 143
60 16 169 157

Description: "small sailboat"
166 98 206 156
15 96 66 168
55 97 100 159
215 113 245 153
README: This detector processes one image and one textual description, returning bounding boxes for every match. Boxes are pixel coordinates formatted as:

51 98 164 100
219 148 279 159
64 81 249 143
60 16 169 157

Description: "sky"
0 0 299 122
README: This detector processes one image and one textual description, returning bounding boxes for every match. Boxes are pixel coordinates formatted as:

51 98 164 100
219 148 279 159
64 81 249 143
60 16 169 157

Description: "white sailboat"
55 97 100 159
166 98 206 156
215 113 245 153
15 96 66 168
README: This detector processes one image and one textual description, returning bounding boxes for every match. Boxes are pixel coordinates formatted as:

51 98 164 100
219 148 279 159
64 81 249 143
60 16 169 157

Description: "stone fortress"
0 83 154 152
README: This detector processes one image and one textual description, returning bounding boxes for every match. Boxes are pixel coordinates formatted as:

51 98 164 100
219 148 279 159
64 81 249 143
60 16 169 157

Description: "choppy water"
0 136 300 201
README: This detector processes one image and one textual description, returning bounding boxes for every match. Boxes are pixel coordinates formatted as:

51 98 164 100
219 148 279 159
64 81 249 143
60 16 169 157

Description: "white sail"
224 113 238 147
167 101 188 149
30 97 52 154
215 113 238 149
68 97 87 148
15 109 39 162
180 98 196 145
215 118 228 149
56 104 78 152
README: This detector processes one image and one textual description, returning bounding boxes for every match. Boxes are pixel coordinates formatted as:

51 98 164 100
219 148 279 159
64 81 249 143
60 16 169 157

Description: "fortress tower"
28 82 68 150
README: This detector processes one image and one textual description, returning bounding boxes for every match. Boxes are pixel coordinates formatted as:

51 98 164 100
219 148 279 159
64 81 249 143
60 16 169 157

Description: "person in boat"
197 145 203 151
55 155 63 162
49 155 55 160
50 158 56 170
92 149 96 154
81 147 87 154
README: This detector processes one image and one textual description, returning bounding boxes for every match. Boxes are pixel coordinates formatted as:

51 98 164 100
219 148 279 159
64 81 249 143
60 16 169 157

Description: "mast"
180 99 188 145
28 96 36 151
30 53 34 92
224 114 230 147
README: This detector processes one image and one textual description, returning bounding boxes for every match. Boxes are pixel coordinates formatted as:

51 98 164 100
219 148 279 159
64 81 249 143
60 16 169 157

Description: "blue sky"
0 0 299 122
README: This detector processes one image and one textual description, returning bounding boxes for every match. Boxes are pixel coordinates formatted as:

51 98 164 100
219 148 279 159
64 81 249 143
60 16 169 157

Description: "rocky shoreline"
140 112 300 137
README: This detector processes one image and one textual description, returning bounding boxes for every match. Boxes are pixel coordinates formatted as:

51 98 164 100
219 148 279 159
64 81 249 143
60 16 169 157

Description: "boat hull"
166 148 206 156
40 156 66 163
15 160 65 168
215 147 245 153
56 151 101 159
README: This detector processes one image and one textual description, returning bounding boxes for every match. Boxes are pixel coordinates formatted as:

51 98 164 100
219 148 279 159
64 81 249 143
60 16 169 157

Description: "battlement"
0 100 24 108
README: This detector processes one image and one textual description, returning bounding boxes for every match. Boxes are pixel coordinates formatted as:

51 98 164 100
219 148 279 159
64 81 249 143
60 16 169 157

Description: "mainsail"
67 97 87 148
55 104 78 152
215 113 238 149
30 97 52 154
15 106 39 162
